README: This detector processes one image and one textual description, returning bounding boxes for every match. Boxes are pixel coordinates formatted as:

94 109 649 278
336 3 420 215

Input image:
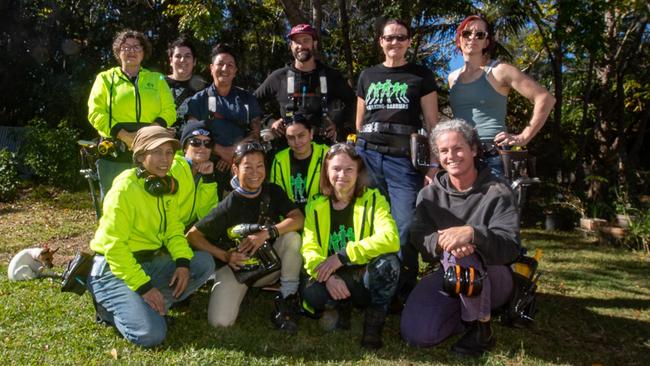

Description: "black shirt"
165 75 207 124
195 183 297 249
327 201 355 256
356 63 437 145
254 61 356 130
289 151 312 212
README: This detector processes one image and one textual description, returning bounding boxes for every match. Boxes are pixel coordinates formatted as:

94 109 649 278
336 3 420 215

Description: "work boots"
360 307 387 349
271 293 299 333
451 320 496 357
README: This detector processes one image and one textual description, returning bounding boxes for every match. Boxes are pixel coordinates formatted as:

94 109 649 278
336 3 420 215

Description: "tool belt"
359 122 418 136
355 138 410 157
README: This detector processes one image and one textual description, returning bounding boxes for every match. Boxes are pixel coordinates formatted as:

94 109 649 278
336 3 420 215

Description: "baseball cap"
287 24 317 40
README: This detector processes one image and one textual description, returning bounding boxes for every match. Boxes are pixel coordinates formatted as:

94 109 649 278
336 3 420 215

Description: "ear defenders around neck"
136 167 178 196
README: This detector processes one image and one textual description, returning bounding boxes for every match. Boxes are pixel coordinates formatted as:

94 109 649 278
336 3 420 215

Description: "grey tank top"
449 61 507 142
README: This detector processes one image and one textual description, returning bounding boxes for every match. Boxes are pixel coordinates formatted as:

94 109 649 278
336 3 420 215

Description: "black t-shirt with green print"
289 151 312 212
327 200 355 256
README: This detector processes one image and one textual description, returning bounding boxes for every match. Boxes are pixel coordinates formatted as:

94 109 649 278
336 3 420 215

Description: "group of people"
84 15 554 356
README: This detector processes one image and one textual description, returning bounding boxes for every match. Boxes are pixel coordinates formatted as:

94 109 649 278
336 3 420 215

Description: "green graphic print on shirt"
291 172 307 204
365 79 409 110
329 225 355 254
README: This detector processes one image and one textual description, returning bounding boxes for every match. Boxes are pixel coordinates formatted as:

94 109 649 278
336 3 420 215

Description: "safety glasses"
233 141 265 161
461 30 488 40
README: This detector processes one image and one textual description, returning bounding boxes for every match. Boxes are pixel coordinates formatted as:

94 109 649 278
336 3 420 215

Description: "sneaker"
450 320 496 357
271 293 299 333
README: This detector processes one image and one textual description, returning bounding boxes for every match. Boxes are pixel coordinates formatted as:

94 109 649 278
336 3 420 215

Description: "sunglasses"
381 34 409 43
188 138 213 148
233 141 265 160
461 30 488 40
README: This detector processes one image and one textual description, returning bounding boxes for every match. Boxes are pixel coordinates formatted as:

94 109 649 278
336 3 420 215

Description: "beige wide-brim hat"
131 125 180 162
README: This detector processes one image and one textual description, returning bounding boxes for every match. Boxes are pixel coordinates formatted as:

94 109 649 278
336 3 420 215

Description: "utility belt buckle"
360 122 417 136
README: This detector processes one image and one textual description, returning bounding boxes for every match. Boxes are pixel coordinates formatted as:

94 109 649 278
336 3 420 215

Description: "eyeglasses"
188 138 213 148
381 34 409 43
461 30 488 40
233 141 265 161
121 45 143 52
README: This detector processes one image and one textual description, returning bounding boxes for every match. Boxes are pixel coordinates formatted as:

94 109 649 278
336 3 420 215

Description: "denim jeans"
355 147 422 290
302 253 400 311
482 154 505 179
88 251 214 347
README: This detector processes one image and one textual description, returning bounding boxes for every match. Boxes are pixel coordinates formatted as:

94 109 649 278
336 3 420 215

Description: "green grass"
1 189 649 365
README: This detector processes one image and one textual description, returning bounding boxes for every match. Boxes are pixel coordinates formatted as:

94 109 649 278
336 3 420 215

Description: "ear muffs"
136 167 178 196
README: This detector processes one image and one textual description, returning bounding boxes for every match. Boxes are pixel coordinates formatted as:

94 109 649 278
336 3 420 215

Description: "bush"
626 209 650 253
0 149 20 201
18 118 81 190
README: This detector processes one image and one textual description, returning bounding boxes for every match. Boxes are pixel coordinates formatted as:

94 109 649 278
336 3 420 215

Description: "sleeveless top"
448 61 507 142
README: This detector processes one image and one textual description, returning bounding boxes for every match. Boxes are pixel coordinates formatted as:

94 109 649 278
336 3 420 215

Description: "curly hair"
111 29 152 63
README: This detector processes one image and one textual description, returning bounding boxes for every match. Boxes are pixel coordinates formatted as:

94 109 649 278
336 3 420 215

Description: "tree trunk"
278 0 307 26
337 0 354 84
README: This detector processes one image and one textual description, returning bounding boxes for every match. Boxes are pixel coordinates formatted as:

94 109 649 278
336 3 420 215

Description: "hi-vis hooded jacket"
90 168 193 294
269 142 329 205
301 188 399 278
169 154 218 228
88 67 176 138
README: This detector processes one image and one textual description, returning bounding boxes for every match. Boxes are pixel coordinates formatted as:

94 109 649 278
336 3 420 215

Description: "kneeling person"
186 141 304 331
269 119 329 213
301 143 400 349
87 126 215 348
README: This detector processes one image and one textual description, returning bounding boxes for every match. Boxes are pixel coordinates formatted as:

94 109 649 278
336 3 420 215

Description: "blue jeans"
355 147 422 291
482 154 505 178
88 251 214 347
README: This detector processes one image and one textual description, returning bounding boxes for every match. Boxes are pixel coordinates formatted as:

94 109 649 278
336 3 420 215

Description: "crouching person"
87 126 215 348
301 143 400 349
400 119 519 357
186 140 305 331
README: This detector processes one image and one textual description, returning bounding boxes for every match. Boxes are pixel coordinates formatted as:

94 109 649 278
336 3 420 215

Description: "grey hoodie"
410 166 520 265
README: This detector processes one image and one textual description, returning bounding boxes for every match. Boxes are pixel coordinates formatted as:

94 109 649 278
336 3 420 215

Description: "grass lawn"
1 187 649 365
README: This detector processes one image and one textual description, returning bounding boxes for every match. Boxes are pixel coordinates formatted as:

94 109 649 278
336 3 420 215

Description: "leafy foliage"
18 118 81 190
0 149 20 201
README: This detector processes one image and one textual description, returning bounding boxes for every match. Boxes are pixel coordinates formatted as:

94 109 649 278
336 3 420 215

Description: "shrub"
625 209 650 253
0 149 20 201
18 118 82 190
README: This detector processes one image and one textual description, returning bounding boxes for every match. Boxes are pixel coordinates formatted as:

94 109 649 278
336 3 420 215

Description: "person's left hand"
238 230 270 256
450 244 475 259
438 226 474 253
315 254 343 283
169 267 190 299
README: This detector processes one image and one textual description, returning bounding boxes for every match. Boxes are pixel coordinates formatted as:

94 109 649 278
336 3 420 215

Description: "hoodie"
410 166 520 265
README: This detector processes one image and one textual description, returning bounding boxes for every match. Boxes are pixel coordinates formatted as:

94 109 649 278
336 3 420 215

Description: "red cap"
287 24 317 40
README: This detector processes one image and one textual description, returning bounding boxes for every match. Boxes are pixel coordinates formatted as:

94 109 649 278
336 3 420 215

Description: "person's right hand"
142 287 165 315
225 251 249 271
325 275 351 300
270 118 286 137
194 161 214 175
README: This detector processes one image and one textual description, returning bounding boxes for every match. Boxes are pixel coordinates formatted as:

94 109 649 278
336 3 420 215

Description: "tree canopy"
0 0 647 207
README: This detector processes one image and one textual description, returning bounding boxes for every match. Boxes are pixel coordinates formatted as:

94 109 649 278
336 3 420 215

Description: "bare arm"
355 97 366 131
420 91 439 134
246 117 261 141
493 63 556 146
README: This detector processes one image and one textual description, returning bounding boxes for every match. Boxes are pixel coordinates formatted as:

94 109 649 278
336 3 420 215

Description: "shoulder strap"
207 85 216 113
258 188 272 225
484 60 500 77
